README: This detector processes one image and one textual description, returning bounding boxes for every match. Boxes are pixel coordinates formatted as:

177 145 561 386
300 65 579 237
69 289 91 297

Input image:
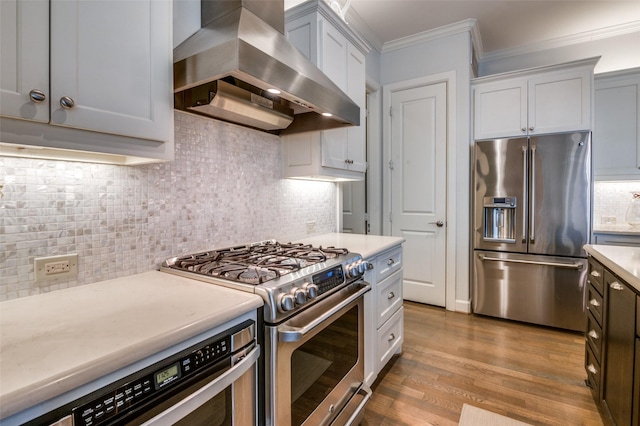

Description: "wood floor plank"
362 302 603 426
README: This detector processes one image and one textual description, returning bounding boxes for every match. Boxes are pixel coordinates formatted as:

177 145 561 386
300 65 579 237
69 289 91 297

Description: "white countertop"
592 224 640 235
584 245 640 292
296 233 405 259
0 271 263 420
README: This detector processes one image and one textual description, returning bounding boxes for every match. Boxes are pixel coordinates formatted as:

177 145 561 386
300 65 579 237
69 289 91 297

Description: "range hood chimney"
173 0 360 135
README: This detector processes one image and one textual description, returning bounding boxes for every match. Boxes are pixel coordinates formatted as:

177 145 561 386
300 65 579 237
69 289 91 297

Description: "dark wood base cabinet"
585 256 639 426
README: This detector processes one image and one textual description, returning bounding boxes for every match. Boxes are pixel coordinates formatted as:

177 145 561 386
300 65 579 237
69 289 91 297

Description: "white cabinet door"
473 78 527 140
593 70 640 180
528 69 591 135
320 20 347 90
473 59 595 140
50 0 173 141
321 44 366 173
0 0 49 123
345 44 366 172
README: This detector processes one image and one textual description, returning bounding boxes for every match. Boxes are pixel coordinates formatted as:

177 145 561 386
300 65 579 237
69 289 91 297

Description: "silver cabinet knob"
587 364 597 375
387 258 395 266
610 282 624 291
388 333 396 342
529 126 534 131
429 220 444 227
29 89 46 103
388 291 395 300
59 96 75 109
521 127 526 132
590 270 601 278
588 329 599 340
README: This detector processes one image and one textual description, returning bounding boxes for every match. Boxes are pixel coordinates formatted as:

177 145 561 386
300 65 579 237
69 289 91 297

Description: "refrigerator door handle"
529 146 536 243
521 146 528 243
478 254 584 270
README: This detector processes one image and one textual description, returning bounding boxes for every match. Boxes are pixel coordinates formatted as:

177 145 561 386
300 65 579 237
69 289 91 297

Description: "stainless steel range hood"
173 0 360 135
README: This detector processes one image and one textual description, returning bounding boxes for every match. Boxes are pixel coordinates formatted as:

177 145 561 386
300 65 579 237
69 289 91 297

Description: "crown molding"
481 20 640 62
380 19 478 53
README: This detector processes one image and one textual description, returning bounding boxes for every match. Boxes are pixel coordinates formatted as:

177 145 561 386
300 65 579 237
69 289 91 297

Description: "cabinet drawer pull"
589 298 600 308
610 282 624 291
587 364 598 375
521 127 526 132
590 270 601 278
388 333 396 342
29 89 46 103
387 292 395 300
387 258 395 266
588 330 599 340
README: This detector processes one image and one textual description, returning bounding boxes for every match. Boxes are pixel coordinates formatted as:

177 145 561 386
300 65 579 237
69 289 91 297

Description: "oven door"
267 281 371 426
134 344 259 426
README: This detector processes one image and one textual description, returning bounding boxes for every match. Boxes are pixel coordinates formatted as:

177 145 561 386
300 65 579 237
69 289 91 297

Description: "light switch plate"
34 254 78 282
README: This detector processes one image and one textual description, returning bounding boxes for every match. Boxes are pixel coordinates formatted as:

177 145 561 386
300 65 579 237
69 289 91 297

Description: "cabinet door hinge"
388 160 394 170
389 212 393 223
389 106 393 117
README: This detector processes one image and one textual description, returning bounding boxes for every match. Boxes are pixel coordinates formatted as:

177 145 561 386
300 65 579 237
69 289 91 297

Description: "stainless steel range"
161 240 372 426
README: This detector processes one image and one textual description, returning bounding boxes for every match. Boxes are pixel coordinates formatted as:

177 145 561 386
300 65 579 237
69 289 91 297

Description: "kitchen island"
0 271 263 425
583 244 640 426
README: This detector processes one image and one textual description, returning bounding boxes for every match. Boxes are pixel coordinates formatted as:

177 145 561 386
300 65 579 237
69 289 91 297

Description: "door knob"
429 220 444 227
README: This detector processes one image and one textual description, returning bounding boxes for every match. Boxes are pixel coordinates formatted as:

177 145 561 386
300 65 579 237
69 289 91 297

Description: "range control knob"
278 293 295 312
291 288 307 305
303 282 319 300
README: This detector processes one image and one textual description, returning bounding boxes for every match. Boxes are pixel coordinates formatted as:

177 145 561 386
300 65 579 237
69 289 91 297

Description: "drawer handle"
588 330 599 340
610 282 624 291
590 270 601 278
589 298 600 308
587 364 598 375
387 258 395 266
388 333 396 342
387 291 395 300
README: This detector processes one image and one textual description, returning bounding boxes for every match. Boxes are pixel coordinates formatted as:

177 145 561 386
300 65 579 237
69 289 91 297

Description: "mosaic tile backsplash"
593 180 640 225
0 112 337 301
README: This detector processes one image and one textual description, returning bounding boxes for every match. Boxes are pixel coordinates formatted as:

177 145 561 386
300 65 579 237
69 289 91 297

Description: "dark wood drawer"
587 258 604 296
585 344 601 399
586 310 603 362
587 283 604 326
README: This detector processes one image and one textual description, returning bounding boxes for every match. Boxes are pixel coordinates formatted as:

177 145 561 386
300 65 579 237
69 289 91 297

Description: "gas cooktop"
163 240 349 285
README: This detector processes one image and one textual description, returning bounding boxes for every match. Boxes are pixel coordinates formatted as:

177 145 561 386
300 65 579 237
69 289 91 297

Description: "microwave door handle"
529 145 536 243
521 146 527 243
140 345 260 426
278 284 370 343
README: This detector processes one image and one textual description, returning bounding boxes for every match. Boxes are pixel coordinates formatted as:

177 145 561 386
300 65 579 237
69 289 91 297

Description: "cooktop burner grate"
167 240 349 285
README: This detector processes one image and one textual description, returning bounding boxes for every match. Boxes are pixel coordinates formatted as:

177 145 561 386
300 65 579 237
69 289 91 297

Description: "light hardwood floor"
362 302 603 426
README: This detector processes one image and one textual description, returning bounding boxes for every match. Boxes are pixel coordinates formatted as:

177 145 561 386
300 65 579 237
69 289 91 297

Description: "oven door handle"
278 283 370 343
140 344 259 425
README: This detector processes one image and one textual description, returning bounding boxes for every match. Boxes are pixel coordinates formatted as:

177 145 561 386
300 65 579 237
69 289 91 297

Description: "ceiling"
286 0 640 54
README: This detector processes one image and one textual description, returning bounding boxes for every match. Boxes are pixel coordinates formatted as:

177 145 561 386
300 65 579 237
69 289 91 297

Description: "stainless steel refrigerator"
472 131 591 331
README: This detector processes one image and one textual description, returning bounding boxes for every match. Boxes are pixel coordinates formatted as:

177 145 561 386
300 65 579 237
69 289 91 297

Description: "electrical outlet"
306 220 316 234
34 254 78 282
601 216 617 224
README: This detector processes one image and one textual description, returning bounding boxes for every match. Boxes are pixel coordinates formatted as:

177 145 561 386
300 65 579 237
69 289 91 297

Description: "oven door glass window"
290 305 359 425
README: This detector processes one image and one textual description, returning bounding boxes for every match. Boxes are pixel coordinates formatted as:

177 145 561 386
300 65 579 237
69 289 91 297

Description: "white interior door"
342 181 366 234
389 81 447 306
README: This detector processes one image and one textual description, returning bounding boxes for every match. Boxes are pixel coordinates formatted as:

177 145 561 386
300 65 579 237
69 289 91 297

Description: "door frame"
382 71 458 312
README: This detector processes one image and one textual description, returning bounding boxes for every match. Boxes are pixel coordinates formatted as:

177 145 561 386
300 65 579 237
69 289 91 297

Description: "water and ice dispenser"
483 197 517 242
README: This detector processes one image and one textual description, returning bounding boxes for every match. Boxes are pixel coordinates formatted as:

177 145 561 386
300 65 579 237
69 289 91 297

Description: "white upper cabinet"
473 58 598 140
283 0 369 181
592 68 640 180
1 0 50 123
0 0 174 164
